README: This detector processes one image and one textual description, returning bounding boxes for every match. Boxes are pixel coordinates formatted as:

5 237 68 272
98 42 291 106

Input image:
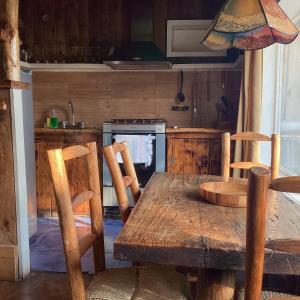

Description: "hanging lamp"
202 0 299 50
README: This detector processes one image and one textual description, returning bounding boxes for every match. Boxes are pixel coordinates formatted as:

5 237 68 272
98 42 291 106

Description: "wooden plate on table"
199 180 248 208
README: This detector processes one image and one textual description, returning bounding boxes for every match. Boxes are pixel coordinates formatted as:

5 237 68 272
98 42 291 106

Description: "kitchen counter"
166 127 227 134
166 127 232 176
35 127 101 143
35 127 102 217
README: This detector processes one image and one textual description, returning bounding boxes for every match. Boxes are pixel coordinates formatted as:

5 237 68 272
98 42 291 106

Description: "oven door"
111 133 156 188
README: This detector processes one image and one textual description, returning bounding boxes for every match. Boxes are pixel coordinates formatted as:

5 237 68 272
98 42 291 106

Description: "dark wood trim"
0 80 29 90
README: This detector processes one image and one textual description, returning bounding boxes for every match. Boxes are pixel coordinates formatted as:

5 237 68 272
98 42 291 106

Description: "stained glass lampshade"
202 0 299 50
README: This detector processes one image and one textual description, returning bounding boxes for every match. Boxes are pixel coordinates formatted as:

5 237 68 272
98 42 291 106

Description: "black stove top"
110 119 166 125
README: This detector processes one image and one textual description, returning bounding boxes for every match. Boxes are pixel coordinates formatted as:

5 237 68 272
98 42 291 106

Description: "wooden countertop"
35 128 101 134
166 127 228 134
35 128 102 143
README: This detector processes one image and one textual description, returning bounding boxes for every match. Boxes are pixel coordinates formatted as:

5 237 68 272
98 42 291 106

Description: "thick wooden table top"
114 173 300 275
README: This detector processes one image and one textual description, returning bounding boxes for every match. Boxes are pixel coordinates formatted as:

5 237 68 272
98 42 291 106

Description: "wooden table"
114 173 300 299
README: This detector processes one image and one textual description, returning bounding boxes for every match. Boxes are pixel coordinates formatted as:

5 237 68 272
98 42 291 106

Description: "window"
279 15 300 177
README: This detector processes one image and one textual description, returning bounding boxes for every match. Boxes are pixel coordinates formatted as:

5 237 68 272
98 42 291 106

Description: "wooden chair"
243 167 300 300
103 141 141 223
48 142 191 300
222 132 280 180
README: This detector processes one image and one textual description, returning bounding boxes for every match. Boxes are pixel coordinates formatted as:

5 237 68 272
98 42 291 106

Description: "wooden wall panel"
32 70 242 129
20 0 225 62
0 89 17 246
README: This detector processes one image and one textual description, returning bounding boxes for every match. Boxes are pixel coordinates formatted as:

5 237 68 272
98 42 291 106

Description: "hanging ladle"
177 70 185 102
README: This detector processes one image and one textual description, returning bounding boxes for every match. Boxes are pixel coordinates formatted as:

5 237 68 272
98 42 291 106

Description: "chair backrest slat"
231 132 271 141
63 145 90 161
222 132 280 180
120 143 141 204
266 239 300 254
269 176 300 193
48 142 105 299
78 233 97 256
230 161 269 170
103 141 141 223
71 191 94 210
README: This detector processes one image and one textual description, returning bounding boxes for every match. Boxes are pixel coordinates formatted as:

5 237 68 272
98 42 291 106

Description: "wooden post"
221 132 231 181
47 149 86 300
103 144 131 223
196 269 235 300
244 167 271 300
271 134 280 180
86 142 105 273
0 0 20 81
120 141 141 204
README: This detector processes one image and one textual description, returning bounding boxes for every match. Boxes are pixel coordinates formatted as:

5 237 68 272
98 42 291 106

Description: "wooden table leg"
196 269 236 300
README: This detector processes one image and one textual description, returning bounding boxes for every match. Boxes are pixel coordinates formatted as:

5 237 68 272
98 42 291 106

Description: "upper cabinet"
19 0 227 64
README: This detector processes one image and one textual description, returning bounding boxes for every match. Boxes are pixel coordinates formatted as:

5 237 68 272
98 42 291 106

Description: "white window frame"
272 2 300 203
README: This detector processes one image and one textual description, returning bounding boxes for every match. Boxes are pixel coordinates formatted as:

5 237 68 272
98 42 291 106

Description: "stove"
102 118 166 206
103 118 166 134
111 118 166 124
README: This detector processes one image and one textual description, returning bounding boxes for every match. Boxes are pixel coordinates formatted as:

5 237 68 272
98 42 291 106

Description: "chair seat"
237 289 297 300
87 266 191 300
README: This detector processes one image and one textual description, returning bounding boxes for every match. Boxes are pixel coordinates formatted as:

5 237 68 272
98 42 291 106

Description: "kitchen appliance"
103 1 171 70
103 119 166 206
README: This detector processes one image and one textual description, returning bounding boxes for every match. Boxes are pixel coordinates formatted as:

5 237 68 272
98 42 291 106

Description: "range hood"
104 41 172 70
104 1 171 70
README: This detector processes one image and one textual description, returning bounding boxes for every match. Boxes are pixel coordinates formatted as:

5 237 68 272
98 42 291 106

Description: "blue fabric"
30 218 130 273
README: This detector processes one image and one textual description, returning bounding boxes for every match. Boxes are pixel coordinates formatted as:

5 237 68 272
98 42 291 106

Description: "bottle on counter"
50 109 58 128
46 113 51 128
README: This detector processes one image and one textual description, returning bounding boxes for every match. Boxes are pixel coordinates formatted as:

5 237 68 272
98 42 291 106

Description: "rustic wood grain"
103 141 142 223
270 176 300 193
199 180 248 208
47 148 86 299
0 80 29 89
221 132 230 180
231 132 271 141
47 141 105 298
32 70 242 129
244 168 271 300
196 269 235 300
86 142 105 273
0 0 20 81
167 131 226 176
114 173 300 275
271 134 280 180
35 129 101 216
71 191 94 210
0 89 17 245
222 132 280 180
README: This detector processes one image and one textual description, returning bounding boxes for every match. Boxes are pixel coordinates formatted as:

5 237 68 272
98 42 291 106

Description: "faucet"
68 101 75 127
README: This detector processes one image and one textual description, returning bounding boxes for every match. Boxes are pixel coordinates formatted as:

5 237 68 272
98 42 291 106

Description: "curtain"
234 50 263 177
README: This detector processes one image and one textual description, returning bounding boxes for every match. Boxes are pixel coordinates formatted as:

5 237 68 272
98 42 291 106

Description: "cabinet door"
64 142 90 216
36 142 62 217
209 138 222 175
167 138 209 175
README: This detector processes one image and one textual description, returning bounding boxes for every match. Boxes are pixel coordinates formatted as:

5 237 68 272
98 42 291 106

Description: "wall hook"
0 101 7 111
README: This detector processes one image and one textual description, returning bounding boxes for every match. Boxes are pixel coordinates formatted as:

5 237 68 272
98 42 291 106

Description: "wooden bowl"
199 180 248 208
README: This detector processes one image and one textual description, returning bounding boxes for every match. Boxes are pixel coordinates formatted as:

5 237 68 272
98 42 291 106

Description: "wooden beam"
0 0 20 81
0 245 18 280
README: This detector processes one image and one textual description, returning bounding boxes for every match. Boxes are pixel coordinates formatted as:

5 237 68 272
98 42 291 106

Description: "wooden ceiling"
19 0 225 63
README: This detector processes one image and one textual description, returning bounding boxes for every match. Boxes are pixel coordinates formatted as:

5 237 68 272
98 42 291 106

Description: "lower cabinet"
167 129 227 176
35 129 102 217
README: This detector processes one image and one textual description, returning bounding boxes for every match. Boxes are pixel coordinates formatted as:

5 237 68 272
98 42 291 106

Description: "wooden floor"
0 271 91 300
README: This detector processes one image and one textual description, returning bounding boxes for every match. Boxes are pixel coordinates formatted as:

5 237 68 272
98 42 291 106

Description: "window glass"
280 18 300 175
